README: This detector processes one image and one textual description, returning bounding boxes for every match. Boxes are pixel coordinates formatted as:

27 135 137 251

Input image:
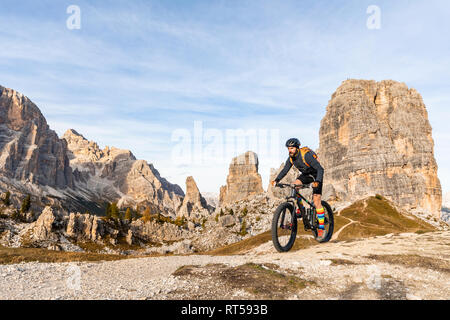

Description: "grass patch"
336 197 436 240
333 216 352 233
330 258 365 266
205 230 272 255
261 263 280 270
226 262 315 297
290 236 317 251
173 264 201 276
76 241 107 253
415 230 433 235
367 254 450 273
172 263 314 299
0 245 129 265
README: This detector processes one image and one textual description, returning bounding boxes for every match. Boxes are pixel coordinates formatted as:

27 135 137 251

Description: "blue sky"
0 0 449 196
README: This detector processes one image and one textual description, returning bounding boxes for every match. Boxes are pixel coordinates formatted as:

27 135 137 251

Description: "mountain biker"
271 138 326 237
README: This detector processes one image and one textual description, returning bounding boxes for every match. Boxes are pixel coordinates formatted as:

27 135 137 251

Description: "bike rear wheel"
272 202 297 252
312 200 334 243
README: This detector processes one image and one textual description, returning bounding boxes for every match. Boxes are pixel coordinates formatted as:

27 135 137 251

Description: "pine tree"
142 207 151 223
2 191 11 206
240 219 248 236
174 216 186 227
11 209 20 221
105 202 112 219
201 218 207 228
20 195 31 213
110 202 119 219
125 208 132 222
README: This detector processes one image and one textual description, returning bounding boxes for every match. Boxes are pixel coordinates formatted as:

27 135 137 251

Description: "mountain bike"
271 183 334 252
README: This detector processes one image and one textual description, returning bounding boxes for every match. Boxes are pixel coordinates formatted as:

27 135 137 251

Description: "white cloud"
1 0 449 193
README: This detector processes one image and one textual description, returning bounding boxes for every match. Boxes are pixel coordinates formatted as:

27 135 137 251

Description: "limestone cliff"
0 85 74 191
219 151 264 206
318 79 441 217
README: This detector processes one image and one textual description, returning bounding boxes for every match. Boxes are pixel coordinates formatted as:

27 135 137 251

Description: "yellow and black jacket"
274 147 324 183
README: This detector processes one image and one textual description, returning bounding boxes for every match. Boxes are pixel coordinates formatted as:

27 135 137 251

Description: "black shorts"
298 174 323 195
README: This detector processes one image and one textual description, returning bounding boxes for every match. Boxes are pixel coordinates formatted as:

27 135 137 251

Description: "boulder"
126 229 133 245
66 212 105 241
219 215 236 227
32 206 58 241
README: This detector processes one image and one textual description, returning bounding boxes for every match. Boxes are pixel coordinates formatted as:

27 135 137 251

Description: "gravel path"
1 231 449 300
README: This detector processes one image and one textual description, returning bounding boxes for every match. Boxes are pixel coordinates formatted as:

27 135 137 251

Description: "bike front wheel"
272 202 297 252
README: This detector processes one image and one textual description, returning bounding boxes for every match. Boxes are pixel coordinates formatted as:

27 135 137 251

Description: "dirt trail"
331 218 356 240
1 231 449 300
330 200 364 240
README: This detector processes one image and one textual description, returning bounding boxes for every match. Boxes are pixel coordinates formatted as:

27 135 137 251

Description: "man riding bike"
271 138 326 237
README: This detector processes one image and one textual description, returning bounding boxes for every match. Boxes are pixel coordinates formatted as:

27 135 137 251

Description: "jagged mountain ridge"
62 129 185 216
0 85 184 215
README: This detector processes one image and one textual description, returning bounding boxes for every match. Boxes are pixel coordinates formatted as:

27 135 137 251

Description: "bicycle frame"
279 183 317 230
284 185 315 209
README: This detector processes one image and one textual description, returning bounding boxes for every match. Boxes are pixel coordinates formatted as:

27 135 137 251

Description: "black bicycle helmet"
285 138 300 148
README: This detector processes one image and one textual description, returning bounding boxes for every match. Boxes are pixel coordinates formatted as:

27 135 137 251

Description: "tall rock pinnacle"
219 151 264 206
318 79 442 217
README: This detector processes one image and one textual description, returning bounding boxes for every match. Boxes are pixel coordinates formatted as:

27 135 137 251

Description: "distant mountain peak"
0 85 184 215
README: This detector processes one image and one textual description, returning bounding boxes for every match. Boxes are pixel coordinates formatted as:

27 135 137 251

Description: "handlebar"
275 183 311 189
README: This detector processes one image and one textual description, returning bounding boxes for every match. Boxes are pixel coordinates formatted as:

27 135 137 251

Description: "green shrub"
20 195 31 214
110 202 120 219
124 208 132 222
104 203 112 219
3 191 11 206
11 209 23 222
240 219 248 236
375 194 384 200
141 207 152 223
242 207 248 217
173 216 187 227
